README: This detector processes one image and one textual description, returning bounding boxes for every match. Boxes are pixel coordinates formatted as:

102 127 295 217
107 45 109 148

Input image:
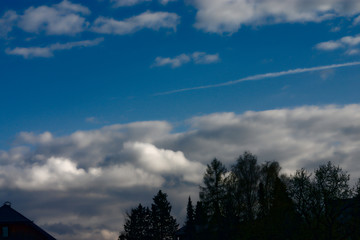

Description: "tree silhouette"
258 161 281 218
314 161 352 239
230 152 260 221
193 201 208 239
289 162 354 239
194 201 207 226
199 158 227 226
184 196 195 239
151 190 178 240
119 204 151 240
119 153 360 240
265 177 300 239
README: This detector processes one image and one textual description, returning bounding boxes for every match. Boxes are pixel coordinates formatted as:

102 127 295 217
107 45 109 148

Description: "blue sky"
1 0 360 239
1 0 360 146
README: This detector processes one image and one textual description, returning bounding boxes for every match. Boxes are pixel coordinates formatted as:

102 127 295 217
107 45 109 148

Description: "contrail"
154 61 360 96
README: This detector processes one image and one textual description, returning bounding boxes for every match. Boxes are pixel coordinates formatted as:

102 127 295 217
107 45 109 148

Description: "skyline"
1 0 360 239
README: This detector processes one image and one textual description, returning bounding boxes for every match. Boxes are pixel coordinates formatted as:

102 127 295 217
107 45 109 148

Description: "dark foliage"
119 190 178 240
199 158 227 223
151 190 179 240
119 204 151 240
184 197 195 239
120 152 360 240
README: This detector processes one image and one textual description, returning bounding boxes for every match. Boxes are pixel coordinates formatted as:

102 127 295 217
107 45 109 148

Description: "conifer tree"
194 201 208 240
194 201 207 227
151 190 178 240
119 204 151 240
200 158 227 223
185 196 195 239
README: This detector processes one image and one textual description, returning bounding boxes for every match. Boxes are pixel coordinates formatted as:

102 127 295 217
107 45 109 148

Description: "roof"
0 202 33 223
0 202 56 240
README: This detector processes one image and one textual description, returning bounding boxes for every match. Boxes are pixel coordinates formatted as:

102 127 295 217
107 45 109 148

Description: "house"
0 201 56 240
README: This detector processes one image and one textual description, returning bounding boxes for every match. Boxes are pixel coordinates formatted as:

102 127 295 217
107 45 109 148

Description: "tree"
314 161 352 240
194 201 207 226
151 190 178 240
265 177 300 239
289 168 315 238
119 204 151 240
289 162 354 240
231 152 260 221
184 197 195 239
199 158 227 224
354 178 360 198
258 161 281 218
315 161 351 201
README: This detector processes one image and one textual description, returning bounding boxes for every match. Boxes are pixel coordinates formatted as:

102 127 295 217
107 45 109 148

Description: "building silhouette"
0 202 56 240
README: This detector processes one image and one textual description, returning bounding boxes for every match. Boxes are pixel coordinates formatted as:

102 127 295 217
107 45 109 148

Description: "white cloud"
123 142 204 182
192 52 220 64
50 37 104 50
3 105 360 187
354 15 360 25
316 41 343 50
110 0 176 7
153 54 191 68
17 0 90 35
6 38 104 58
192 0 360 33
2 105 360 239
316 34 360 55
341 35 360 46
0 122 203 191
0 10 18 38
346 49 360 55
55 0 90 15
173 105 360 177
111 0 151 7
92 11 180 35
2 1 179 38
13 157 86 191
153 52 220 68
159 0 177 5
17 131 53 144
0 157 164 191
5 47 53 58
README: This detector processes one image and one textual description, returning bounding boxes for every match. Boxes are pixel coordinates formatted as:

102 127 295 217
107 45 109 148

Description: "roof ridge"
0 202 33 223
0 202 56 240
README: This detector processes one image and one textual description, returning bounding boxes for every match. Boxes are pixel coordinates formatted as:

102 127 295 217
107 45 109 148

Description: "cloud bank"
1 105 360 239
